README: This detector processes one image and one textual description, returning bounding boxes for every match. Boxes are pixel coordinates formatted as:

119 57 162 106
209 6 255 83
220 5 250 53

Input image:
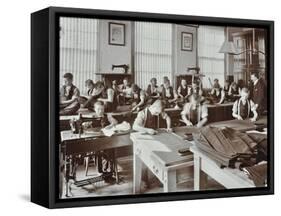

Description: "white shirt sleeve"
250 100 256 111
201 104 208 119
232 100 239 115
133 110 146 128
181 103 190 116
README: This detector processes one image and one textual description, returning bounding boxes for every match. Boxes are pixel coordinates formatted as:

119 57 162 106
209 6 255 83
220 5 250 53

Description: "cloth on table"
242 162 267 187
193 126 267 168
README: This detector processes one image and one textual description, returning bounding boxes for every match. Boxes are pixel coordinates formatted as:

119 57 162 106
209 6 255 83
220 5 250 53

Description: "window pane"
135 22 173 89
60 17 98 94
198 26 225 88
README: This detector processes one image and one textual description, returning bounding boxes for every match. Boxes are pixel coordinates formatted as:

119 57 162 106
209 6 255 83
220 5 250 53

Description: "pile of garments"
193 126 267 184
242 162 267 187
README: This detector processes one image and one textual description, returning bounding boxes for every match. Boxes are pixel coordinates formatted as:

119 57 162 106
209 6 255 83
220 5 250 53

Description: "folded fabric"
242 162 267 187
193 126 262 168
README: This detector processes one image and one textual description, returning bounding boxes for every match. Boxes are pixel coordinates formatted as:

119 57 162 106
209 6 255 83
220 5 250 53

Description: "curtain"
134 22 173 89
198 25 225 88
59 17 98 94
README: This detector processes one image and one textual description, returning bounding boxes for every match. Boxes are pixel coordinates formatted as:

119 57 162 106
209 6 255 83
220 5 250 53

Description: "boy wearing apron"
133 99 172 134
181 94 208 128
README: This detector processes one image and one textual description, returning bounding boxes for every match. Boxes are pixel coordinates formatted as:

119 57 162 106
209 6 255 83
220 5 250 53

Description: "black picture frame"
31 6 274 209
181 32 193 51
108 22 126 46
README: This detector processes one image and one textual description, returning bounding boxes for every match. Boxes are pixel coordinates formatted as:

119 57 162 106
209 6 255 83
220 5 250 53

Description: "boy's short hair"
152 99 165 111
131 84 139 92
241 87 249 94
163 76 169 83
95 81 105 88
251 72 259 79
85 79 94 86
63 73 73 80
150 77 157 83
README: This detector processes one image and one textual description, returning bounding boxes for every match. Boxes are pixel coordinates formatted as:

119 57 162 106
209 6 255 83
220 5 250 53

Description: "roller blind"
134 22 173 89
198 25 225 88
59 17 98 94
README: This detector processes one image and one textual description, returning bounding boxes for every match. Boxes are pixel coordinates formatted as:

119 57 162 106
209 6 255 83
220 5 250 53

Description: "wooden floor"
61 156 224 199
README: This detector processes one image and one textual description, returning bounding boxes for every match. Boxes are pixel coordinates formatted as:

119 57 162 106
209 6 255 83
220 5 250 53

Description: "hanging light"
219 28 265 55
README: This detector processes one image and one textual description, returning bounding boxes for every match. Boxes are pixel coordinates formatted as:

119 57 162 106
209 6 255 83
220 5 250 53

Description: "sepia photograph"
56 14 272 201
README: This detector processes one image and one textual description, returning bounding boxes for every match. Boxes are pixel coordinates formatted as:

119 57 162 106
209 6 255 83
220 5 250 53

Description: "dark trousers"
60 101 80 115
97 150 114 175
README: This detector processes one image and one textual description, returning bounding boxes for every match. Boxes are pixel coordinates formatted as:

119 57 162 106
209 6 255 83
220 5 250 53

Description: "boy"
80 79 104 110
60 73 80 115
161 78 178 108
133 99 172 134
209 78 225 104
181 93 208 128
146 78 160 98
131 84 147 112
177 79 191 104
85 101 118 182
118 77 133 105
232 87 258 122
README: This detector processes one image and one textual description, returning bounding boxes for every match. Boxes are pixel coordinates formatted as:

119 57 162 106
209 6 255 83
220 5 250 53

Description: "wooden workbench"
207 102 234 123
209 116 267 132
131 130 194 193
190 146 255 190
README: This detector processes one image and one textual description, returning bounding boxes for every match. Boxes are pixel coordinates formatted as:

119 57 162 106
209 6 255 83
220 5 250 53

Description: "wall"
174 25 197 75
98 20 132 74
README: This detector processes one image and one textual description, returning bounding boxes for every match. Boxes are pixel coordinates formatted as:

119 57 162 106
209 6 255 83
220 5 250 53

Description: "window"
134 22 173 89
198 26 225 88
60 17 98 94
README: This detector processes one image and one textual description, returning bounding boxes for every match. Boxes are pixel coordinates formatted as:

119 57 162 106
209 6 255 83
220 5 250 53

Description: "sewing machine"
69 113 98 135
60 128 133 197
112 64 129 74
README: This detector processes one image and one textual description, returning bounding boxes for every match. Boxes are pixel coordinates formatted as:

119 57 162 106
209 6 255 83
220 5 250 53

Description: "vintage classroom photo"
58 16 269 199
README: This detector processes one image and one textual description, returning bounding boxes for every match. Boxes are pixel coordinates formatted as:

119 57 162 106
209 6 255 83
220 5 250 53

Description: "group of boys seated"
60 72 261 128
60 72 264 182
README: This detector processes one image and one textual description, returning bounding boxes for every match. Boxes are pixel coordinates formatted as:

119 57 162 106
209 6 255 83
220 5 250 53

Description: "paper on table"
114 121 131 131
102 127 115 137
102 121 131 137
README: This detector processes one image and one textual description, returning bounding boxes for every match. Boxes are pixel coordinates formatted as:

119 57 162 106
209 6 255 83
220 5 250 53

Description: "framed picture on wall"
181 32 193 51
109 22 125 46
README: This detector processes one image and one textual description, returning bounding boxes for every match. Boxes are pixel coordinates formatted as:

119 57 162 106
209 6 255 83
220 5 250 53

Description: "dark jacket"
252 79 266 112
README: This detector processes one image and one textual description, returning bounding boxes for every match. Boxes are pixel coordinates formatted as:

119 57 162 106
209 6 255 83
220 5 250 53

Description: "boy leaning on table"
232 87 258 122
133 99 172 135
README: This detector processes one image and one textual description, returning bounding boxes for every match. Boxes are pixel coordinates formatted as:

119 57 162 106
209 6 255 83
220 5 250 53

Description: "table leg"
84 156 89 176
113 149 119 184
194 155 207 191
133 154 142 194
163 170 177 192
64 156 70 197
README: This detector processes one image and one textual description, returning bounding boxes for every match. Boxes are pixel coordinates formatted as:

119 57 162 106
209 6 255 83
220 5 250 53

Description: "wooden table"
131 130 194 193
209 116 267 132
59 109 96 131
190 146 255 190
60 130 132 196
207 102 234 123
59 108 136 131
